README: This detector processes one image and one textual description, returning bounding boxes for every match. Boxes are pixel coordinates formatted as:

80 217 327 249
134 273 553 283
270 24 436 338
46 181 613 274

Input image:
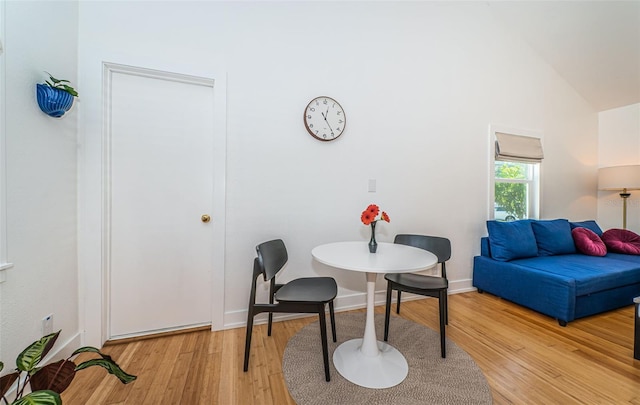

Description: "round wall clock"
303 96 346 141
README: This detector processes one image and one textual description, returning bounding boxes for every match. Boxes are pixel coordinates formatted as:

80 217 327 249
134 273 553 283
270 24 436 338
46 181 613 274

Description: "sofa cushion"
487 220 538 261
513 254 640 296
572 227 607 256
531 219 576 256
569 220 603 236
601 228 640 255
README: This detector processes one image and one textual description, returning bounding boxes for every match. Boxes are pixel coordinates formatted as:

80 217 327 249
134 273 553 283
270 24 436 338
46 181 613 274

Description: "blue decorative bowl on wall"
36 83 74 118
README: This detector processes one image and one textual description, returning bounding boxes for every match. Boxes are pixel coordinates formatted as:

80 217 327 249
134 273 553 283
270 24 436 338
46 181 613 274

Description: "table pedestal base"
333 338 408 389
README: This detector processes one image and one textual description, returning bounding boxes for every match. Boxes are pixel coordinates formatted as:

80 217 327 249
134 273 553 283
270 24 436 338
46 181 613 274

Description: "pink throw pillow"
572 227 607 256
601 228 640 255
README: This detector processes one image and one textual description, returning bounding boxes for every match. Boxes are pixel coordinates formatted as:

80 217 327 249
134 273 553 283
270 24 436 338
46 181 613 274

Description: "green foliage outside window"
495 162 527 220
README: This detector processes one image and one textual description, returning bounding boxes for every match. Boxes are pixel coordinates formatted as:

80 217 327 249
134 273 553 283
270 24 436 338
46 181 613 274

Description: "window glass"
493 161 538 221
495 161 528 180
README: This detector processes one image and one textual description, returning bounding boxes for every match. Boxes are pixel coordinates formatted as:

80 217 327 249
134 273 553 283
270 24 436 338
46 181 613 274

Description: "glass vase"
368 221 377 253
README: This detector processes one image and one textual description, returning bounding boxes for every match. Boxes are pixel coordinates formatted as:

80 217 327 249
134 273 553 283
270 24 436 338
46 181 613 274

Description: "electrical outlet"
42 314 53 335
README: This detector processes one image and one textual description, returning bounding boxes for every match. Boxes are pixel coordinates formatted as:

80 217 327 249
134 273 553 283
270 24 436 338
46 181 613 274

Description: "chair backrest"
256 239 288 281
394 234 451 264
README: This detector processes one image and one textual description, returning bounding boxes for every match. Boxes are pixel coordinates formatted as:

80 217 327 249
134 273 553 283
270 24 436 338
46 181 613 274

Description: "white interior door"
107 68 216 339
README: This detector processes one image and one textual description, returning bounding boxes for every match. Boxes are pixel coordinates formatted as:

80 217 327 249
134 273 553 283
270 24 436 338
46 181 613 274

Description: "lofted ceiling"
487 1 640 112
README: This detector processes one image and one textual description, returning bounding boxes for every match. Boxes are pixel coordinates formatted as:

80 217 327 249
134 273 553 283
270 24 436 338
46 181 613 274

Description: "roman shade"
495 132 544 163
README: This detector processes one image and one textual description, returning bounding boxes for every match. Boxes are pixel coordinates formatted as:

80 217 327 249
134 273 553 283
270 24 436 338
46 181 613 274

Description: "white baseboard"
51 331 84 360
224 278 474 330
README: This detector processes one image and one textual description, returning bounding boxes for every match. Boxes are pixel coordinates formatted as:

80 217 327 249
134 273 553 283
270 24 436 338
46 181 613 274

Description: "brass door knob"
201 214 211 223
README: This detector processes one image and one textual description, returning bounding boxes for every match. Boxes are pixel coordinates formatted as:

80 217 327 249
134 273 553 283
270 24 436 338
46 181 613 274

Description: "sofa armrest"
480 237 491 257
473 256 576 323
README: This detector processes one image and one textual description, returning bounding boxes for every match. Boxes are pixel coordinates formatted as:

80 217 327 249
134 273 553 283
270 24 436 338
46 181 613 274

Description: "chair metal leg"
268 277 275 336
243 311 255 371
318 308 331 382
396 290 402 314
384 282 393 342
439 290 446 358
329 301 337 342
444 291 449 325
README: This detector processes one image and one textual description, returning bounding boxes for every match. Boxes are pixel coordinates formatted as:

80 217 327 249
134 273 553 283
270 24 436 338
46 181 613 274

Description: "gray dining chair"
383 234 450 358
243 239 338 381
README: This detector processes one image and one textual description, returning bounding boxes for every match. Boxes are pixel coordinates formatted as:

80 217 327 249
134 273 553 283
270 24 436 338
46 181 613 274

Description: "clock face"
303 96 346 141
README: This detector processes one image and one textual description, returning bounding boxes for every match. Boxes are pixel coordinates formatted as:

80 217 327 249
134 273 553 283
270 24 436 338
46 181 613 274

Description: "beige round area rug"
283 313 493 405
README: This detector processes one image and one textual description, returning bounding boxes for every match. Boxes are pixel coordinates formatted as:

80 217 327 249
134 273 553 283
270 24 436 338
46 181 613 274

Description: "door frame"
79 62 227 347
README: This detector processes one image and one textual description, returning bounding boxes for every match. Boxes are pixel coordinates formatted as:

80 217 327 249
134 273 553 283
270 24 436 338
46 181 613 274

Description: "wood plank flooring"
61 292 640 404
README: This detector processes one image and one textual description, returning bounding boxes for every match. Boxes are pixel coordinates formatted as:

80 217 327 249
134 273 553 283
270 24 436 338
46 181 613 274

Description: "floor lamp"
598 165 640 229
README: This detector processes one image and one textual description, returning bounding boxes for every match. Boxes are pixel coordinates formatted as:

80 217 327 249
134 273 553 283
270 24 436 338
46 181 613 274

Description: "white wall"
1 1 79 368
598 103 640 231
77 1 598 343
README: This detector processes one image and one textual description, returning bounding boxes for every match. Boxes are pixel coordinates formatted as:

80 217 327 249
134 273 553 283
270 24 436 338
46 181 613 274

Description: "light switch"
368 179 376 193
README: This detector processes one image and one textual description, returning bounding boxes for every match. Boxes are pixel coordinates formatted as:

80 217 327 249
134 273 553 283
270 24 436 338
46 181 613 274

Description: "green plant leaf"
16 331 60 373
60 85 78 97
75 358 137 384
12 390 61 405
46 74 61 84
70 346 100 356
72 347 116 366
30 360 76 394
43 72 77 96
0 371 19 398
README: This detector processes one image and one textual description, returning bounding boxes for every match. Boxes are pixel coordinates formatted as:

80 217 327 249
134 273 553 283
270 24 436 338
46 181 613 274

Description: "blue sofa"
473 219 640 326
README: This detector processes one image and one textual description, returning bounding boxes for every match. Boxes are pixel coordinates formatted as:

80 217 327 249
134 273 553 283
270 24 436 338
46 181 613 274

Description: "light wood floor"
61 292 640 404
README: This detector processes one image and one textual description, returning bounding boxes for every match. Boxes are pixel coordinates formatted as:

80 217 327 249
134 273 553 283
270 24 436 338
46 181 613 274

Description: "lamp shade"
598 165 640 190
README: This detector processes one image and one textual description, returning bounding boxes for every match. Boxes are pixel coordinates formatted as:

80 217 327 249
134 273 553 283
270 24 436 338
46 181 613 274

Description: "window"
494 161 539 220
490 128 542 221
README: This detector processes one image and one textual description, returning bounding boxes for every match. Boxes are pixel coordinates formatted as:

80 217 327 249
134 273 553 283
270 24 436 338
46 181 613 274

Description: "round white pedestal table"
311 241 437 389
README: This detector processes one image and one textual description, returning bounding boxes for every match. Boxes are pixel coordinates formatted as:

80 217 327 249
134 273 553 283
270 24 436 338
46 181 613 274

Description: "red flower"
361 204 390 225
366 204 379 217
381 211 390 223
361 211 374 225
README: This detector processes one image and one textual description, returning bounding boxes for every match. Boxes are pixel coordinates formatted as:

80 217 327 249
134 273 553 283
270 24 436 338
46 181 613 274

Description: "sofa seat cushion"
531 219 576 256
512 254 640 296
605 252 640 264
572 227 607 256
487 220 538 261
602 229 640 255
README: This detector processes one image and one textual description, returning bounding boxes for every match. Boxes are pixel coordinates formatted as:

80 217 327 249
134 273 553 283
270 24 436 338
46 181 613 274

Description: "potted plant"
0 330 136 404
36 72 79 118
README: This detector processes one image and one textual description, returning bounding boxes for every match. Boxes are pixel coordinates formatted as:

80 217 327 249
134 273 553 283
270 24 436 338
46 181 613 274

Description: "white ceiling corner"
487 0 640 112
